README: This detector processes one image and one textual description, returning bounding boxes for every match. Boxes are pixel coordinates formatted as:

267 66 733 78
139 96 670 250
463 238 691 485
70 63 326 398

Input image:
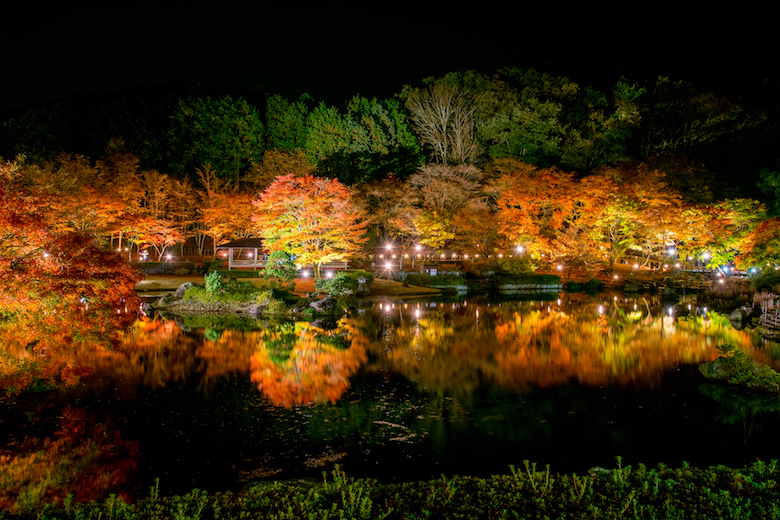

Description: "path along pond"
3 292 780 501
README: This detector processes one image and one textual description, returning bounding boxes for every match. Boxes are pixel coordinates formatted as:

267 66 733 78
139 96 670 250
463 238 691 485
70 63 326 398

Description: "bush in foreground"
6 460 780 519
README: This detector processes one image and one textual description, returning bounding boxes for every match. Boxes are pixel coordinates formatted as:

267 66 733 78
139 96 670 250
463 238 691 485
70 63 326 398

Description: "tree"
246 149 315 191
404 78 478 164
496 166 577 258
305 97 423 183
167 95 264 185
736 217 780 269
0 158 141 394
758 162 780 217
252 175 367 277
362 174 420 269
264 94 312 151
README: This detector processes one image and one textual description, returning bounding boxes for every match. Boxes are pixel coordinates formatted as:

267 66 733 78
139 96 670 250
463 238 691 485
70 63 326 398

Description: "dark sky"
2 4 777 110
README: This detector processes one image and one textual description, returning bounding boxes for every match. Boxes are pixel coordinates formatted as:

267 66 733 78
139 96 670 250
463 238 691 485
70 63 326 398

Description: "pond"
3 292 780 503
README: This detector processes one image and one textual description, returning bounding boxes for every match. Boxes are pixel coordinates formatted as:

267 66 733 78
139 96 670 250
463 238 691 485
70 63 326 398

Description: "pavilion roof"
215 238 265 249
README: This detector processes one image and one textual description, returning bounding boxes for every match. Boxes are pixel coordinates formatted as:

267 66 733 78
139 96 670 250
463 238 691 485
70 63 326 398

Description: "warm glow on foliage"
250 319 368 407
252 174 367 277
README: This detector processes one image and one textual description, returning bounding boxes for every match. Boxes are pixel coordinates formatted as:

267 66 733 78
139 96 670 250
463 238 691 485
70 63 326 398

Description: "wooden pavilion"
215 238 267 270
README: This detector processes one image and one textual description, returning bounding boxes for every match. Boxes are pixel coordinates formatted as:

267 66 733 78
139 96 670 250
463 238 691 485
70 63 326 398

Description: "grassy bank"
5 460 779 519
136 275 440 297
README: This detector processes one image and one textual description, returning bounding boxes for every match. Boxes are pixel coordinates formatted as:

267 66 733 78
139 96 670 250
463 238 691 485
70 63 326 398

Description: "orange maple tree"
0 158 142 394
252 174 367 277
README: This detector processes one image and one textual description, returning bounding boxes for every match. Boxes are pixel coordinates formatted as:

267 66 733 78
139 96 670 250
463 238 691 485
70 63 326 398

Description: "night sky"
3 4 777 111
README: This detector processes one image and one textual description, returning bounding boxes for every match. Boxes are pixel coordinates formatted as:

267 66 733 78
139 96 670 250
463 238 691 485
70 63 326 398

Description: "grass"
136 275 440 297
7 460 780 519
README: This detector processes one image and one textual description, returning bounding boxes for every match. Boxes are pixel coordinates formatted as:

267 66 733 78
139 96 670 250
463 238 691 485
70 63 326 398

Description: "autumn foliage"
0 406 138 513
0 158 142 394
252 174 367 277
250 319 368 407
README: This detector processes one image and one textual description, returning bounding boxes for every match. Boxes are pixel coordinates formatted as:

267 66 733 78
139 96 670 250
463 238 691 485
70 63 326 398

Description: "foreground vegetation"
4 461 780 519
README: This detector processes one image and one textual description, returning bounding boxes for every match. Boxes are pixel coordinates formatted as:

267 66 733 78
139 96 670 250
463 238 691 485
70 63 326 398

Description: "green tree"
167 95 264 185
264 94 312 151
758 162 780 216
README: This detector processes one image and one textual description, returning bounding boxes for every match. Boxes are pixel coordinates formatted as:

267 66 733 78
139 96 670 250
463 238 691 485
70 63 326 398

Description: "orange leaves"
252 174 367 275
0 406 138 512
250 320 367 407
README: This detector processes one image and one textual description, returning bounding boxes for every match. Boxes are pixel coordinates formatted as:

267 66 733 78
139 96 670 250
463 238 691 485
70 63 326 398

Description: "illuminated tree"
496 166 577 258
1 158 141 394
736 217 780 268
252 174 367 278
363 174 420 268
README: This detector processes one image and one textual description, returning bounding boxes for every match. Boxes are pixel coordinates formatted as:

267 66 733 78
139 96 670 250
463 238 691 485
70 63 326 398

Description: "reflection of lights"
668 307 674 316
598 305 603 314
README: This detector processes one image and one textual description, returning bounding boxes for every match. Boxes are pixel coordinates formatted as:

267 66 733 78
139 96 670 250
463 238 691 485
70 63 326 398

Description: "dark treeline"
2 67 778 203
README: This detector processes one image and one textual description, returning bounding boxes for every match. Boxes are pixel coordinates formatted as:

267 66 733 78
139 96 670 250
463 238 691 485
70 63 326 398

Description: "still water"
3 292 780 501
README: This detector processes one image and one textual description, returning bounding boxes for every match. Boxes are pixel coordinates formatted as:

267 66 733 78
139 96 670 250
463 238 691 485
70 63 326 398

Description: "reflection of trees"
370 298 763 394
41 317 262 393
699 383 780 445
250 318 367 407
0 406 137 513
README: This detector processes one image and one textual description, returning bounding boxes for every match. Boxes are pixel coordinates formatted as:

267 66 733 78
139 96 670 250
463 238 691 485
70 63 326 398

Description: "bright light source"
385 262 392 269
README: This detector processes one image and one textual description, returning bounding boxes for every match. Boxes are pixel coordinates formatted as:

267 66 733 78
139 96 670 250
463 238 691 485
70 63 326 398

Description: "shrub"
315 272 355 296
205 271 224 294
752 269 780 292
492 255 536 275
264 251 297 282
346 270 374 284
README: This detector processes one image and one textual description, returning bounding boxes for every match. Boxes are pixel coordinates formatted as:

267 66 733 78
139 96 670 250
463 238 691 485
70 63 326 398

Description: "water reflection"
250 319 367 407
371 294 771 394
2 293 780 510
